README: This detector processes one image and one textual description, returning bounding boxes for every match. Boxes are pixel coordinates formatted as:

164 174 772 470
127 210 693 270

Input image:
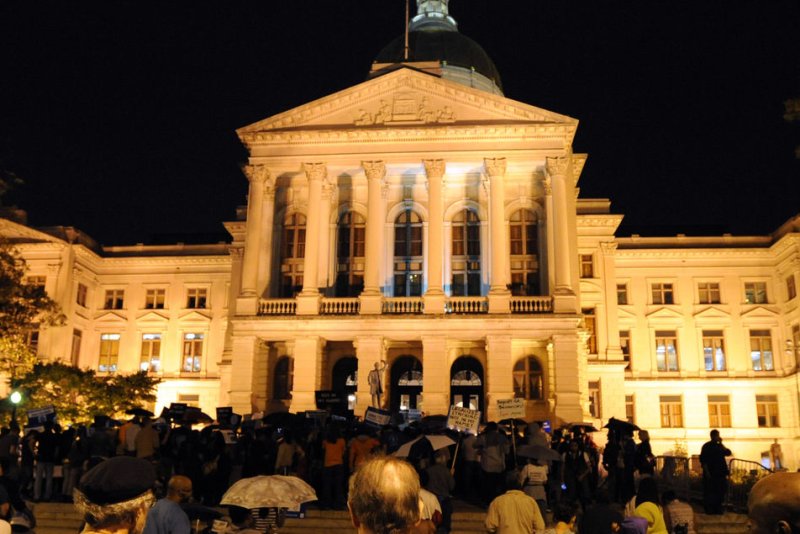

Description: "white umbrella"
220 475 317 509
393 435 456 458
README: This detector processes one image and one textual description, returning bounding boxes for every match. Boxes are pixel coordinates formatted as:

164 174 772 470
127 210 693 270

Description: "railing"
383 297 424 314
655 456 693 502
510 296 553 313
445 296 487 314
320 297 360 315
258 298 296 315
726 458 772 513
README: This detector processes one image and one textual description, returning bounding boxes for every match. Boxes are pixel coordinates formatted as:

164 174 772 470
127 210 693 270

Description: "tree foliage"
9 362 160 426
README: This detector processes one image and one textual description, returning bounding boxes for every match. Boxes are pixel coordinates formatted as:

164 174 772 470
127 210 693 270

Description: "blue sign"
542 420 552 433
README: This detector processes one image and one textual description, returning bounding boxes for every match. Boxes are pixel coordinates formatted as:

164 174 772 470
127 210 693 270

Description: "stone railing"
382 297 424 314
445 296 488 314
258 298 296 315
510 296 553 313
320 297 360 315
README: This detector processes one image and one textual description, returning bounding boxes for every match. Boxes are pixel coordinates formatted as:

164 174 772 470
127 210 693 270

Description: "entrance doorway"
450 356 484 416
332 357 357 412
390 356 423 413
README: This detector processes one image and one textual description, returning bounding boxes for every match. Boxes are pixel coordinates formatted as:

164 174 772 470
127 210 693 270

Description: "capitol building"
3 1 799 468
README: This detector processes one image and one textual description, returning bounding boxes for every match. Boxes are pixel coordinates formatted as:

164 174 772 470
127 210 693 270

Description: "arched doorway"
450 356 484 416
390 356 423 413
332 357 357 412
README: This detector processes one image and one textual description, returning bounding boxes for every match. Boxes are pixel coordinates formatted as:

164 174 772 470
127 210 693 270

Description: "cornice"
614 248 774 259
576 216 624 228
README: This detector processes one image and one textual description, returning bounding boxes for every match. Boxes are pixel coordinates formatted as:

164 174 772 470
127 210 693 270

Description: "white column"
422 336 450 416
229 335 259 415
423 159 446 313
546 157 577 313
360 161 386 314
485 335 514 422
485 158 511 313
256 181 276 298
552 333 584 423
297 163 326 314
318 180 335 290
241 165 270 297
354 336 385 415
291 336 324 412
544 176 555 294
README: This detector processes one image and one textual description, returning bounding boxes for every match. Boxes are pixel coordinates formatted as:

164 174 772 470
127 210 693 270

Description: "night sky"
1 1 798 246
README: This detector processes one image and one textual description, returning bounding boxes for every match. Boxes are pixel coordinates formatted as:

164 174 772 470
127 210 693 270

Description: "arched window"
273 357 293 400
280 213 306 297
513 356 543 400
336 211 365 296
509 209 539 296
451 209 481 296
394 209 423 297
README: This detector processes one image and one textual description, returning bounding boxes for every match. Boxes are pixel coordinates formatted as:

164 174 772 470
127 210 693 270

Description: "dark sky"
1 1 798 246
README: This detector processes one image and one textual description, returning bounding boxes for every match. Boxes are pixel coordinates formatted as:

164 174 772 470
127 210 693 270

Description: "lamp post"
9 390 21 425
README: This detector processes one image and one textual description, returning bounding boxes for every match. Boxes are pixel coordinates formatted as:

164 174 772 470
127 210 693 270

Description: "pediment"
93 311 128 327
136 311 170 326
0 218 64 245
740 306 780 321
616 307 638 322
237 68 577 135
178 310 212 325
693 306 731 320
645 307 685 321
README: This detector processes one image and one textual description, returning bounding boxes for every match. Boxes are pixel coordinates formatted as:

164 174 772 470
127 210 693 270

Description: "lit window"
659 395 683 428
186 288 207 309
451 209 481 296
509 209 539 296
394 209 423 297
273 357 294 400
580 254 594 278
182 333 204 373
145 289 166 309
655 331 679 371
513 357 543 400
750 330 774 371
702 330 726 371
625 394 635 424
698 282 721 304
589 380 601 418
708 395 731 427
104 289 125 310
583 308 597 354
651 283 674 305
140 334 161 373
99 333 120 373
26 276 46 290
620 330 631 370
744 282 768 304
787 275 797 301
76 283 88 307
280 213 306 297
756 395 779 427
617 284 628 305
335 211 365 297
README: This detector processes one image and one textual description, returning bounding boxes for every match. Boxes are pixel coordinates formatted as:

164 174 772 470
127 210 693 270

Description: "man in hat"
143 475 192 534
748 472 800 534
74 456 156 534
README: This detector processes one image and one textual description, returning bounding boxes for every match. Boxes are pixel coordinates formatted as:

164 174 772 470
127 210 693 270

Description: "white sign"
496 398 526 419
364 407 392 427
447 405 481 434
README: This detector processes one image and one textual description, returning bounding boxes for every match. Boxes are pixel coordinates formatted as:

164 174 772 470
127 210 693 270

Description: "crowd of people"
0 410 790 534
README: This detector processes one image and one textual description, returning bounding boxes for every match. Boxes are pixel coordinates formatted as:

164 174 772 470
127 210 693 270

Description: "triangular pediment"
136 311 170 326
740 306 780 321
693 306 731 320
0 218 64 245
94 311 128 327
645 307 685 321
178 310 212 325
616 307 638 322
237 68 577 135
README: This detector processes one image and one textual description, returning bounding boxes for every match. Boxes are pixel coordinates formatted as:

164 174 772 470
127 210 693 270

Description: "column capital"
422 159 446 179
243 164 270 184
545 156 570 177
600 241 618 255
303 162 327 182
361 160 386 181
543 175 553 196
483 157 507 178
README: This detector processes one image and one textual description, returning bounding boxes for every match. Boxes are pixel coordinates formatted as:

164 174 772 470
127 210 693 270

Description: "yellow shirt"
634 502 668 534
486 490 545 534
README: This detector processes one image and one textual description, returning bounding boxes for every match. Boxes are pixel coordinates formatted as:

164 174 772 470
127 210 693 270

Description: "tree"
9 362 160 426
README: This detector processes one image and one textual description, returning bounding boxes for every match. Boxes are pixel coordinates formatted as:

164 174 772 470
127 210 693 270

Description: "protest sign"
216 406 233 426
364 406 392 428
27 405 55 427
496 398 526 419
446 405 481 434
315 390 345 409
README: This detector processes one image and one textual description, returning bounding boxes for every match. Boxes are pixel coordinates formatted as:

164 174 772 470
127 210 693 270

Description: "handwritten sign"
365 407 392 428
447 405 481 434
496 398 526 419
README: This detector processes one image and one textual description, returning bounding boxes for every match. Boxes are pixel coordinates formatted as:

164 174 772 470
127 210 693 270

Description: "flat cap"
78 457 156 505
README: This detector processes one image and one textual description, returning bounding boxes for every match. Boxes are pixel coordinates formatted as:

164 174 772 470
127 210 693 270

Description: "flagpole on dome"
404 0 410 61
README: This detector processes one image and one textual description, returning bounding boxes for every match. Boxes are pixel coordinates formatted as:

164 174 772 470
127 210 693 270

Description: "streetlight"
9 391 21 425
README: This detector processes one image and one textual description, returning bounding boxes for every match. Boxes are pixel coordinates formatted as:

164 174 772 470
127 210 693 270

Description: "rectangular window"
617 284 628 305
708 395 731 427
76 283 88 307
620 330 631 369
71 329 82 366
651 283 674 305
186 288 207 309
702 330 726 371
178 394 200 408
583 308 597 354
26 327 40 353
756 395 779 427
26 276 46 289
98 333 120 373
580 254 594 278
145 289 166 309
744 282 768 304
625 395 635 424
140 334 162 373
698 282 721 304
589 380 601 419
182 333 204 373
787 275 797 301
750 330 774 371
793 325 800 367
104 289 125 310
655 331 679 371
659 395 683 428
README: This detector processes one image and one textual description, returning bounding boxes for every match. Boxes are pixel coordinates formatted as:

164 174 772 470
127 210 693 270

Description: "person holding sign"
367 361 386 408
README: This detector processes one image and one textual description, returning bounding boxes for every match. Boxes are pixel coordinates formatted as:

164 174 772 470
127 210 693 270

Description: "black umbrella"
125 407 154 417
419 414 448 432
603 417 640 434
180 503 222 521
181 407 214 425
516 444 562 462
567 422 599 433
263 411 303 428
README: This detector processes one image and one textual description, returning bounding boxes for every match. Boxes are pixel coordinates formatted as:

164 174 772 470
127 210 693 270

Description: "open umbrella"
181 407 214 425
603 417 640 434
567 422 599 433
125 407 154 417
393 434 456 458
516 444 562 462
220 475 317 509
